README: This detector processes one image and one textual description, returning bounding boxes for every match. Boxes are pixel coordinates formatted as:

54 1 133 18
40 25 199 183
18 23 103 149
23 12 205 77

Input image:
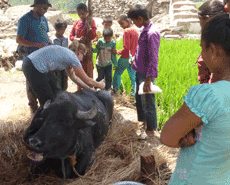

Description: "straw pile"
0 71 179 185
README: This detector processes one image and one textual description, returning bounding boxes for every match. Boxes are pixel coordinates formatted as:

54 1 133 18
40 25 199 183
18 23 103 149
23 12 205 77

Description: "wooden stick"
141 154 156 185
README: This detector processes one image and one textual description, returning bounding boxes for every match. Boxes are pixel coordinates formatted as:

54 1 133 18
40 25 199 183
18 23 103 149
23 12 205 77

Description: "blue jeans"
96 64 112 90
135 72 157 131
113 57 136 92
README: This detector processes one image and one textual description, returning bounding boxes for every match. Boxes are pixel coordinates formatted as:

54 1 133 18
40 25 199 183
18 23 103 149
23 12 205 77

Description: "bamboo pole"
86 0 93 64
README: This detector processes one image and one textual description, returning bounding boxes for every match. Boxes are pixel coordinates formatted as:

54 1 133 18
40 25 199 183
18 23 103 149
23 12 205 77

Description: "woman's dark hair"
76 3 87 12
103 27 113 37
127 4 149 20
54 19 67 29
202 14 230 55
198 0 225 17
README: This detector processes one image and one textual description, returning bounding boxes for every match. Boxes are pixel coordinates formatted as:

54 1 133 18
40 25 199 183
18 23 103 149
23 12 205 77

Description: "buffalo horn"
76 100 98 120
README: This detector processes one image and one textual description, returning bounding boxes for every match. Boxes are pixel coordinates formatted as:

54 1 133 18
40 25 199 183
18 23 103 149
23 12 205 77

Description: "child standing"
50 18 69 91
111 14 138 96
69 3 96 81
128 5 161 139
93 16 116 46
50 18 68 47
93 27 117 90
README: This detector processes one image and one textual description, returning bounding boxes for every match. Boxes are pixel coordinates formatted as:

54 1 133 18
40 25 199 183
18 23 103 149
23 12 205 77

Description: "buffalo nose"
28 137 43 149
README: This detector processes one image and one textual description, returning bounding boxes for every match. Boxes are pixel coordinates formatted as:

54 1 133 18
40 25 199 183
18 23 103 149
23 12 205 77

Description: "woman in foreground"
160 14 230 184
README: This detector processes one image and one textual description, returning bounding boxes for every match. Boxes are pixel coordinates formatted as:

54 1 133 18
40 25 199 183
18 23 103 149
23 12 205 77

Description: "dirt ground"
0 68 179 184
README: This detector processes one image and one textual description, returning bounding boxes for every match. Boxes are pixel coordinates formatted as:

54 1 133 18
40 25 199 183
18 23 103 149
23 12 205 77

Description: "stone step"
174 12 198 20
173 1 196 9
175 18 200 23
173 6 197 14
171 0 194 4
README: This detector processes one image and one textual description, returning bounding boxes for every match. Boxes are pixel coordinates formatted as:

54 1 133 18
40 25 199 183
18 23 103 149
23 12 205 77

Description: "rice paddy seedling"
102 38 201 129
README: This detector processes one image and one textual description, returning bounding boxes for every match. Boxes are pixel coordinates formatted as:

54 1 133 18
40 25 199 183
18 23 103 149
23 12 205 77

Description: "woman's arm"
160 102 202 148
71 66 105 89
65 67 91 89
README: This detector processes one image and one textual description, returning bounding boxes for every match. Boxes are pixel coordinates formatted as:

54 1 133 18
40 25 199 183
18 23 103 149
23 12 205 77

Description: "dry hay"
0 110 177 185
0 72 179 185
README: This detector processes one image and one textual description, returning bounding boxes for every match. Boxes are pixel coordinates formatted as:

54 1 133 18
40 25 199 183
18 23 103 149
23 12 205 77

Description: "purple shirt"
132 22 161 78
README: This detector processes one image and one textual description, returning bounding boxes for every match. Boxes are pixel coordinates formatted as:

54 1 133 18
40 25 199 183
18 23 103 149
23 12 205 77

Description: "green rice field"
94 38 201 129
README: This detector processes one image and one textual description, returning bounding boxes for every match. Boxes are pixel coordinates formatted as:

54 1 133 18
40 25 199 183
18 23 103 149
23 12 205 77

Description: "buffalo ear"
43 99 52 109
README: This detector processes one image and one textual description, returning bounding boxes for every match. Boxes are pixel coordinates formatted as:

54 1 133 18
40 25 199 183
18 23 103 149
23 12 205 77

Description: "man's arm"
16 35 47 48
143 32 160 93
146 32 160 78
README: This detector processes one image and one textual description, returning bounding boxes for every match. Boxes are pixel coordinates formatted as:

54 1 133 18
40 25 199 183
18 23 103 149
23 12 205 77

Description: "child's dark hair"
103 16 113 23
202 14 230 55
103 27 113 37
76 3 87 12
118 14 131 24
127 4 149 20
54 19 67 30
198 0 225 17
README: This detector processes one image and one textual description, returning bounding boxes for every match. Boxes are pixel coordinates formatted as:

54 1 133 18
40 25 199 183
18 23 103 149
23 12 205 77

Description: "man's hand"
143 78 152 93
34 42 48 48
111 47 117 54
179 129 196 148
129 56 135 65
113 66 117 70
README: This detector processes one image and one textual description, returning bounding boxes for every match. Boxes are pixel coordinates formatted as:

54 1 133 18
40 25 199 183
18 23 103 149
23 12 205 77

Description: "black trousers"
22 58 59 107
96 64 112 90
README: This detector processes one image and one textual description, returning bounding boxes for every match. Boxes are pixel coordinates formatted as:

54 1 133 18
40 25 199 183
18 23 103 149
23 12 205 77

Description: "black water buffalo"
23 89 114 179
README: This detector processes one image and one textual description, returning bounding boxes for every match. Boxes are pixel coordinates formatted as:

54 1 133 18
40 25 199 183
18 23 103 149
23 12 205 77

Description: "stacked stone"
0 0 11 11
90 0 149 19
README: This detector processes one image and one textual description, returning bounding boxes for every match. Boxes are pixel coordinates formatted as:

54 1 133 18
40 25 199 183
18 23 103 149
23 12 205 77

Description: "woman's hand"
179 129 196 148
97 80 105 90
113 66 117 70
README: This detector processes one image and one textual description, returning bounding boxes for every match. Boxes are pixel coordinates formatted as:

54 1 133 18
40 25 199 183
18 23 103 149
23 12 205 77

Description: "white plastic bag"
138 82 162 95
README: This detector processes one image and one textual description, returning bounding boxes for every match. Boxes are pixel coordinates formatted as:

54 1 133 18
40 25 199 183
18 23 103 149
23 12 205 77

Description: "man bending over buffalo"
22 40 105 108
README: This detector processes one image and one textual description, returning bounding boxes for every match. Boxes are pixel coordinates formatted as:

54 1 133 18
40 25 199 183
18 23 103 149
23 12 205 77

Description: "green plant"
69 14 79 19
106 38 201 129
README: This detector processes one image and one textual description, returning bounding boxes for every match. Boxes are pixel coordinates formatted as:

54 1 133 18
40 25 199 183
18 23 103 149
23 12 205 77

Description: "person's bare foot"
142 121 147 130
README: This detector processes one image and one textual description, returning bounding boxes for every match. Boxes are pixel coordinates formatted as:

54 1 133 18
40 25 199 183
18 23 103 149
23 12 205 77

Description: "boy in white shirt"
50 19 69 91
50 18 68 47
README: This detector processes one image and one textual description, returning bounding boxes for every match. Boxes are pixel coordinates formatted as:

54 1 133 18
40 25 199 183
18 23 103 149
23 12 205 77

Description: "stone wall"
89 0 170 20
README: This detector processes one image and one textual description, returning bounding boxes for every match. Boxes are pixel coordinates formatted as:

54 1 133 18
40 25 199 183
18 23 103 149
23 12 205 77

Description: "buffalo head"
23 93 99 159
